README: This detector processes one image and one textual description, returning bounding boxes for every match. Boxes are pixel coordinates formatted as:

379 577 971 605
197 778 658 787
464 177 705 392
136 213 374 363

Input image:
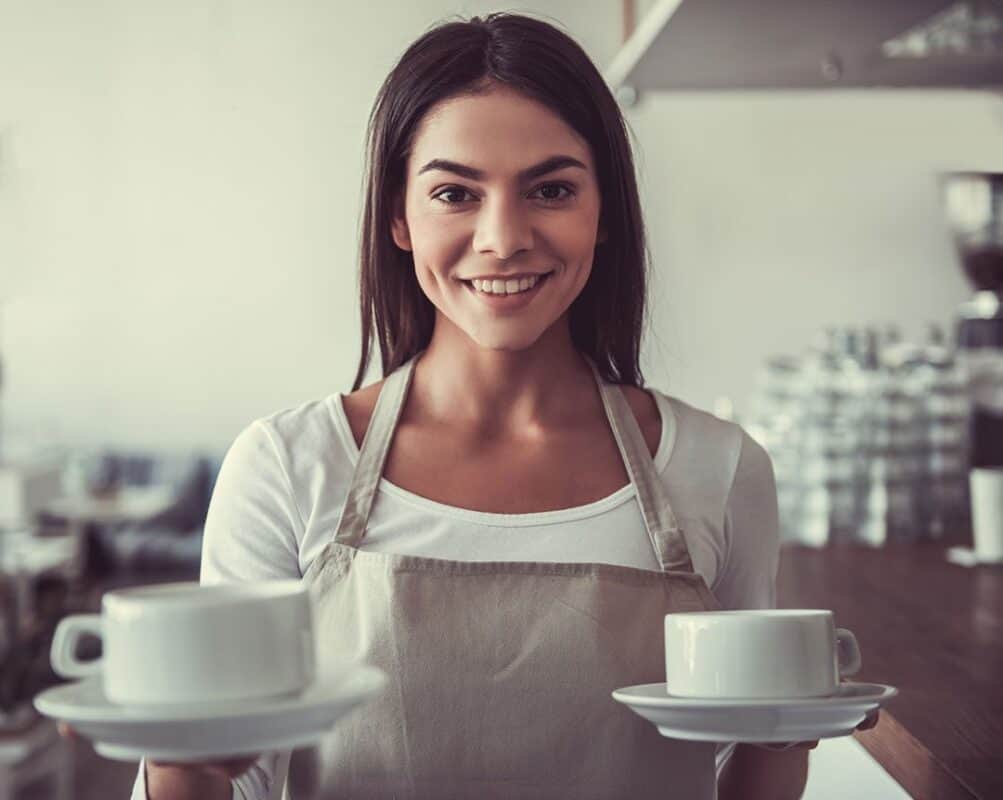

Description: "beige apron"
275 352 722 799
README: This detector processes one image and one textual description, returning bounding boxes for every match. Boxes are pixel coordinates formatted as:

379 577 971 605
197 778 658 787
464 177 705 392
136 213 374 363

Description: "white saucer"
33 664 386 762
612 681 897 744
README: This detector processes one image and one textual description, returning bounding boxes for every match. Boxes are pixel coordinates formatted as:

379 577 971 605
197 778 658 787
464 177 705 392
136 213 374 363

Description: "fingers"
211 757 261 779
57 723 78 740
757 709 879 752
754 740 819 751
58 726 258 780
149 755 260 779
857 710 880 731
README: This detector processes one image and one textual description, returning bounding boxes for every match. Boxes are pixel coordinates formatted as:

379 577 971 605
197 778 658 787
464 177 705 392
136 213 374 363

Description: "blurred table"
0 533 77 580
41 486 180 579
778 540 1002 800
43 486 178 527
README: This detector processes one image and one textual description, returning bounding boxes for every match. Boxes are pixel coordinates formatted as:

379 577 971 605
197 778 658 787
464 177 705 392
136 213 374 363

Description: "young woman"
116 11 874 800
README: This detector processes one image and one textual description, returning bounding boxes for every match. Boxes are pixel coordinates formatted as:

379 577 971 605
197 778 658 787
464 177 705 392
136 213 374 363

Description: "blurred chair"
49 450 223 575
0 717 73 800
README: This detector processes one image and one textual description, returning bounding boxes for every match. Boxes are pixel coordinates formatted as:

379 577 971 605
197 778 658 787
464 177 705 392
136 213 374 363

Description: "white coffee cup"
970 468 1003 561
50 580 315 708
664 609 861 699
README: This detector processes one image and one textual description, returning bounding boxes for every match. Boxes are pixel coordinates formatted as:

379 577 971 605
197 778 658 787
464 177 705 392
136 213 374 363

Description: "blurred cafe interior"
2 1 1003 798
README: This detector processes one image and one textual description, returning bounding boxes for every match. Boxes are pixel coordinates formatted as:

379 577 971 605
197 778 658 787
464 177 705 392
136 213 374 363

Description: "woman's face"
392 85 604 353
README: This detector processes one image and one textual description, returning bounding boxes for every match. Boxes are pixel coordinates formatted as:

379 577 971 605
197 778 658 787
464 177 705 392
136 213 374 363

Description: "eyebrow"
417 155 588 182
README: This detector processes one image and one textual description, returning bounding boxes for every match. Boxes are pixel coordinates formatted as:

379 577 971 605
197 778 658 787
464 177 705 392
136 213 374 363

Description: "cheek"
551 219 600 286
546 201 602 257
409 216 468 278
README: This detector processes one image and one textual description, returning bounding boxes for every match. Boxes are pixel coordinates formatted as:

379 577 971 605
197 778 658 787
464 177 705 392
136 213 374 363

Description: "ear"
596 224 608 245
390 193 412 252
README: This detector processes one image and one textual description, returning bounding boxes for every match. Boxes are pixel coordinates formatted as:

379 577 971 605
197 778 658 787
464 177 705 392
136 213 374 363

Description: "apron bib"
276 353 722 799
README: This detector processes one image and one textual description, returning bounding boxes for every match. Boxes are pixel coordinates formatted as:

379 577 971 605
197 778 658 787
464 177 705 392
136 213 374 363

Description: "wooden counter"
777 542 1003 800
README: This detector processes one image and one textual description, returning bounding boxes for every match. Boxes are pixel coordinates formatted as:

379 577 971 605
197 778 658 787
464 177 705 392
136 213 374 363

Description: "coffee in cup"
664 609 861 699
50 580 315 709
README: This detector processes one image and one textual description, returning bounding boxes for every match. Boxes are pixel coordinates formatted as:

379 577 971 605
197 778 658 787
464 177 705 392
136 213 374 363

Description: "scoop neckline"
328 387 676 527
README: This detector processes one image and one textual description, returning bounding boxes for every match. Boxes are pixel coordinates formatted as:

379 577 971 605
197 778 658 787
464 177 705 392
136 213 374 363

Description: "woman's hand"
58 723 260 780
720 712 881 799
147 755 261 780
750 709 881 752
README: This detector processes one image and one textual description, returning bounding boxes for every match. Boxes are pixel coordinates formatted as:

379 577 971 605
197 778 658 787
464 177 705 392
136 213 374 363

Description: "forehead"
408 87 593 176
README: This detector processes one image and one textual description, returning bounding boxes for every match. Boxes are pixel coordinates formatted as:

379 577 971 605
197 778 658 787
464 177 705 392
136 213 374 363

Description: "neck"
410 314 599 437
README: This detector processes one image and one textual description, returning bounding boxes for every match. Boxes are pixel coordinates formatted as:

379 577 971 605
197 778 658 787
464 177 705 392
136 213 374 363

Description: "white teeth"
470 273 546 295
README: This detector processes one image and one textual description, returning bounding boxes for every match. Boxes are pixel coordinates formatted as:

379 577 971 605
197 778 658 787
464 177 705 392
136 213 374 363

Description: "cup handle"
51 614 104 679
835 628 862 678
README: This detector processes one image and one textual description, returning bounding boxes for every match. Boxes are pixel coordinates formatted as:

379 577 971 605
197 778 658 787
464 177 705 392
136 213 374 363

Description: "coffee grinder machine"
942 171 1003 561
943 172 1003 466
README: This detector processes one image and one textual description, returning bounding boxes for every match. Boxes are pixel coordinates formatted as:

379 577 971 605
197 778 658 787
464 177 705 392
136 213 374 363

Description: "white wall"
1 0 1001 453
633 88 1003 417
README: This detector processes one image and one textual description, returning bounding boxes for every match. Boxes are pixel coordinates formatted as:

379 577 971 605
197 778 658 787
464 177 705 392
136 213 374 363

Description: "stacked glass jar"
746 323 970 547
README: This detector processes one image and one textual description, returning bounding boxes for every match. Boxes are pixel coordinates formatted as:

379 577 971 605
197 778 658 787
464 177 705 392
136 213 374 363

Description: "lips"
462 271 552 310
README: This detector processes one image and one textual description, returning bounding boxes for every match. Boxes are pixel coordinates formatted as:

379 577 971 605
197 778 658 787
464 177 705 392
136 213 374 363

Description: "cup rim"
971 466 1003 476
103 579 305 611
665 609 833 620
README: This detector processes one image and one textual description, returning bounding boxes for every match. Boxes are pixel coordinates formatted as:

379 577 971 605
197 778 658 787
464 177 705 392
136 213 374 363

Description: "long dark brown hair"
352 12 649 391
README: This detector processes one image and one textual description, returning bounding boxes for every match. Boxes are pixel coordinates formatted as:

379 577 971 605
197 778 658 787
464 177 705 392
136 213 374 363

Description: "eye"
531 182 575 204
431 186 476 205
430 182 577 206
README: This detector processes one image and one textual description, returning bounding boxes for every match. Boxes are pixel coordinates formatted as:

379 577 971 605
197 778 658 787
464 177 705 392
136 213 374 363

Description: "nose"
472 195 534 260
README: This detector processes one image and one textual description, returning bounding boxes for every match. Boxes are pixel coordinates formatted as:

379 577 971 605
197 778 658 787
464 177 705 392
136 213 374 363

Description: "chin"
465 326 548 353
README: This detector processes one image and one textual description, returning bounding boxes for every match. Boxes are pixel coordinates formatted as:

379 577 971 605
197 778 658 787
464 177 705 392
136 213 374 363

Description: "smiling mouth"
463 270 557 296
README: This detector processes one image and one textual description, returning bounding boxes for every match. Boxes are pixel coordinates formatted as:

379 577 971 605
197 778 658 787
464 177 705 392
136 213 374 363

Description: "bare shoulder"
619 384 661 458
340 380 384 450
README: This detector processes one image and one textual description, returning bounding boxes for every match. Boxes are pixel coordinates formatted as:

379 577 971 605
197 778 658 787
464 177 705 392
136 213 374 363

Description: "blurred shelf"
607 0 1003 93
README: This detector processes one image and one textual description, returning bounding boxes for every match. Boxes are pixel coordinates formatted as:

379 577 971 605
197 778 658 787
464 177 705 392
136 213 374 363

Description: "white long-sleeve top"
131 387 780 799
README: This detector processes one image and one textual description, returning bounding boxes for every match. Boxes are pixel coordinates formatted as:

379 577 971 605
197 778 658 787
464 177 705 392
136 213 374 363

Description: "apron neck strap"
334 351 697 573
334 353 417 547
584 358 695 573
